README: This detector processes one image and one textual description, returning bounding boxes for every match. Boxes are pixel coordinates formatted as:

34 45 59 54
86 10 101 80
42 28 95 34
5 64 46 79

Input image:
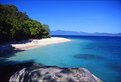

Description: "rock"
9 64 102 82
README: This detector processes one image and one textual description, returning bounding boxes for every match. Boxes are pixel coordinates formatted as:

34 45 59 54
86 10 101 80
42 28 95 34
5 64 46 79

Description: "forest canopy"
0 4 50 43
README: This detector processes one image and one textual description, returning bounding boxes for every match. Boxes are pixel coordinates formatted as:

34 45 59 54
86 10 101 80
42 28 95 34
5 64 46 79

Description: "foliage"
0 4 50 43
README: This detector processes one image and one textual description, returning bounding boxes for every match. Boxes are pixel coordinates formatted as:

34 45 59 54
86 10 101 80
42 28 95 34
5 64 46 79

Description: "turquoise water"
8 36 121 82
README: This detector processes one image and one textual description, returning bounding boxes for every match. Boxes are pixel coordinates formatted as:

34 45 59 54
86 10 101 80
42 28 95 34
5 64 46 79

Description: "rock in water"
9 64 102 82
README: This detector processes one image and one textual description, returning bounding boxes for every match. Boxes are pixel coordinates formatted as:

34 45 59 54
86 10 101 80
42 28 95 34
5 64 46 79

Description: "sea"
0 35 121 82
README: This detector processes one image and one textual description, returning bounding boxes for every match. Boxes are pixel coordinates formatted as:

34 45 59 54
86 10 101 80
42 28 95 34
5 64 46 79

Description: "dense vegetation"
0 4 50 44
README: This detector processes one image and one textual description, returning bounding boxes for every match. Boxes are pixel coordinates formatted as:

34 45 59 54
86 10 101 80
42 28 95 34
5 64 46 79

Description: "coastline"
11 37 71 50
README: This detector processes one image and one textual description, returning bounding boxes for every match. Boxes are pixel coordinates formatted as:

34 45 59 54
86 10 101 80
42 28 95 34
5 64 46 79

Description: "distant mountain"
50 30 121 36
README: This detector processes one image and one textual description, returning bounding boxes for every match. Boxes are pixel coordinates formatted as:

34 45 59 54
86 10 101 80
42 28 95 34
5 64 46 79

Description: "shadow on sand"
0 44 24 57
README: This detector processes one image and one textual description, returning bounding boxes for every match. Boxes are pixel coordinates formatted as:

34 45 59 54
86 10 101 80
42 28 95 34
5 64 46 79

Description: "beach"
1 36 121 82
11 37 71 50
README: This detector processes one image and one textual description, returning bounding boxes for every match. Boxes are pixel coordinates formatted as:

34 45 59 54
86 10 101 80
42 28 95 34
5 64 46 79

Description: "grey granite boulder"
9 64 102 82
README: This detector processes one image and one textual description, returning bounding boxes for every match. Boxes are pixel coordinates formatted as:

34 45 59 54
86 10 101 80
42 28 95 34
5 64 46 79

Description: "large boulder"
9 64 102 82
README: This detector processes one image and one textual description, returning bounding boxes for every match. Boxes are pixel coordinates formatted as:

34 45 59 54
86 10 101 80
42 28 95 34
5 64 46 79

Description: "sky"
0 0 121 33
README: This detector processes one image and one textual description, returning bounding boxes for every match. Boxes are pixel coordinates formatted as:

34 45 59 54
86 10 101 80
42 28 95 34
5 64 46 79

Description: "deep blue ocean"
2 35 121 82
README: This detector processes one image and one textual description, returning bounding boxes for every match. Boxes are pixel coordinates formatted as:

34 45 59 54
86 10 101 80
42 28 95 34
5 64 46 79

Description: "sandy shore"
11 37 71 50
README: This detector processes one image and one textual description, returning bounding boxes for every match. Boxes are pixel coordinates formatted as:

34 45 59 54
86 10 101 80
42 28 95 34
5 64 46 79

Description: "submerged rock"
9 64 102 82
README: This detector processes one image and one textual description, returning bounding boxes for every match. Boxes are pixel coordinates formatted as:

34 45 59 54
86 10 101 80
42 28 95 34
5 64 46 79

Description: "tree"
0 4 50 44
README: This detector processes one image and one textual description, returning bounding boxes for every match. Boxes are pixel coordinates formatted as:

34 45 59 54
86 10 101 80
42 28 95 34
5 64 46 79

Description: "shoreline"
11 37 71 50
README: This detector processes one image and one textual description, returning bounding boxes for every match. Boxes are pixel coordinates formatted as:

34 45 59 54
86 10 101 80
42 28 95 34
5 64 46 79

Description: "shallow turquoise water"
8 36 121 82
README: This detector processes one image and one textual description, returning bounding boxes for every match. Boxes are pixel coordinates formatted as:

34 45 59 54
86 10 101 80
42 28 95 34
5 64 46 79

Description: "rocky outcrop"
9 64 102 82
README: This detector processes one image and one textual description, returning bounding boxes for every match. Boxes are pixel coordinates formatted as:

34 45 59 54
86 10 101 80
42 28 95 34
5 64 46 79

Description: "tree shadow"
0 44 24 57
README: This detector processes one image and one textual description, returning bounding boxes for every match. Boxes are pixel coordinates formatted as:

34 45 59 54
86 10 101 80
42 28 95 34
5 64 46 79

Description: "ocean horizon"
1 35 121 82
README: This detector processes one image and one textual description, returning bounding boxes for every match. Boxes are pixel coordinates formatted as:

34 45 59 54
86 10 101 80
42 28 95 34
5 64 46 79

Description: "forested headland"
0 4 50 44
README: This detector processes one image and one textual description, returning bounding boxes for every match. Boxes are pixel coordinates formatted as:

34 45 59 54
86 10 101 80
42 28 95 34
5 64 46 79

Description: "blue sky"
0 0 121 33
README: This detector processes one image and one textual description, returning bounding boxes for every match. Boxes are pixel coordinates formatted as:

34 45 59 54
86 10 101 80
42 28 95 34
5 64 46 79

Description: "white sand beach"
11 37 71 50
